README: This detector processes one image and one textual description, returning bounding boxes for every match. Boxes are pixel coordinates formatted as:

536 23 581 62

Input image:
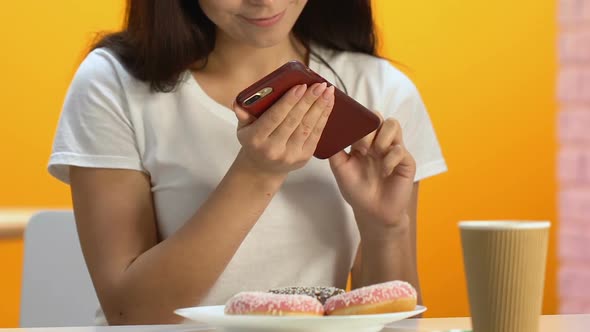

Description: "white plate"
175 305 427 332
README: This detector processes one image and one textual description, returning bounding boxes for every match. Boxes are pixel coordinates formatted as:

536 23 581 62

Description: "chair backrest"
20 210 100 327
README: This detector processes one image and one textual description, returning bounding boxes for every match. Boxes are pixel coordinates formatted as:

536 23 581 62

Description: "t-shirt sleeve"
374 60 447 182
48 49 145 184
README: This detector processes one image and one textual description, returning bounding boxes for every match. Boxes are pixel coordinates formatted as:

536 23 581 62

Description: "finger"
270 82 327 144
382 145 404 177
382 144 415 178
296 85 335 151
372 118 400 156
350 111 381 156
253 84 307 137
374 111 384 123
233 102 257 129
329 150 350 170
350 129 377 157
382 115 404 146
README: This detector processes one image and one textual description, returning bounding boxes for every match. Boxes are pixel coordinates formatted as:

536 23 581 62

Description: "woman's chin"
245 33 293 49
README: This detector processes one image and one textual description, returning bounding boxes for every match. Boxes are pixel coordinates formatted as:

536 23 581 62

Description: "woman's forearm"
353 214 422 304
105 151 286 324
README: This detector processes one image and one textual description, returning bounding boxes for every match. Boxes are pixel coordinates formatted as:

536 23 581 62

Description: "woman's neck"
200 32 308 80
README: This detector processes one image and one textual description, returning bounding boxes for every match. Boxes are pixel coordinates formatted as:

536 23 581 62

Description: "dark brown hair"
94 1 377 92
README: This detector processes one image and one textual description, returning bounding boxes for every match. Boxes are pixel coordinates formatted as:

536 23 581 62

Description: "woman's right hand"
233 82 335 175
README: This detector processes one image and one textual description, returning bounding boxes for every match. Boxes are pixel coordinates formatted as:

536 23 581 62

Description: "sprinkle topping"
268 286 345 304
324 280 417 313
225 291 324 316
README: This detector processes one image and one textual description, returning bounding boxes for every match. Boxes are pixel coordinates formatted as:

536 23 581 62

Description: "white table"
1 315 588 331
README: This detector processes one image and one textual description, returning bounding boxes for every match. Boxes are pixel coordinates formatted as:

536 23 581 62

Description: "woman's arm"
71 153 285 325
329 116 420 299
350 182 422 305
72 83 335 325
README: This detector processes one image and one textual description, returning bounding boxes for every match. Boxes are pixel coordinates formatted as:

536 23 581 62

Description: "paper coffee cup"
459 221 550 332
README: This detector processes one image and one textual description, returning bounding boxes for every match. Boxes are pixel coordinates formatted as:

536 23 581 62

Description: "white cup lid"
458 221 551 230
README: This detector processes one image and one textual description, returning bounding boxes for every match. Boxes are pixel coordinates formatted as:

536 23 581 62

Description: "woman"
48 0 446 325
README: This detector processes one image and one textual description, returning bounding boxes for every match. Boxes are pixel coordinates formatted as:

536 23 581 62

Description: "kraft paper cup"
459 221 550 332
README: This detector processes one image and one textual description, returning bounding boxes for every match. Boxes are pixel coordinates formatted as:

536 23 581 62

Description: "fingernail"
294 84 307 98
322 85 335 101
382 168 391 177
312 82 327 96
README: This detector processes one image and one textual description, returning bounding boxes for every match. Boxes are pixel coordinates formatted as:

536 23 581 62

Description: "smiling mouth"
241 10 286 28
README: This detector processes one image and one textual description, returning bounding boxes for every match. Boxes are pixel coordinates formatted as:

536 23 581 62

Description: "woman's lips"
242 10 286 28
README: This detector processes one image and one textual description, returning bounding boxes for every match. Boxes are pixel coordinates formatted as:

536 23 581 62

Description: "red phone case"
235 61 382 159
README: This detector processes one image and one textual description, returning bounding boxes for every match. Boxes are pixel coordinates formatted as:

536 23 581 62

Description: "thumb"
233 101 256 129
329 150 350 170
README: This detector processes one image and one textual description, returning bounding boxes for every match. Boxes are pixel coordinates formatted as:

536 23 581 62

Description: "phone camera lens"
244 94 261 106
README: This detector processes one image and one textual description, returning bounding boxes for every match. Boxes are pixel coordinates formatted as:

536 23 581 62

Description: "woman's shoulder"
75 48 124 81
312 46 421 109
314 48 418 97
72 47 150 94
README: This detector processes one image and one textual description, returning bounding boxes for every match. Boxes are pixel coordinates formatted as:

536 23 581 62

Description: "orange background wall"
373 0 558 318
0 0 557 327
0 1 125 327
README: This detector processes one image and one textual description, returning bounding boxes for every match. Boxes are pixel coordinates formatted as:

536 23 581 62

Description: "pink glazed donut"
324 280 417 316
224 291 324 316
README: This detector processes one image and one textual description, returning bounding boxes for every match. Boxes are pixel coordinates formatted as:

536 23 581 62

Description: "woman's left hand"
329 116 416 228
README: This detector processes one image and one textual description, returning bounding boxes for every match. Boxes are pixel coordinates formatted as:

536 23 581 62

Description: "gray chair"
20 210 100 327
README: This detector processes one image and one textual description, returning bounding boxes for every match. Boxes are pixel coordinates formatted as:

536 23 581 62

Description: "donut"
224 291 324 316
324 280 417 316
268 286 346 304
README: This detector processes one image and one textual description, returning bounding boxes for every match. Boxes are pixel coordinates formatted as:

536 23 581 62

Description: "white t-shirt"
48 46 447 318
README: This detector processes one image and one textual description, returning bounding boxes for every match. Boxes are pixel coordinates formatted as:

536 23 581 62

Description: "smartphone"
235 61 382 159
